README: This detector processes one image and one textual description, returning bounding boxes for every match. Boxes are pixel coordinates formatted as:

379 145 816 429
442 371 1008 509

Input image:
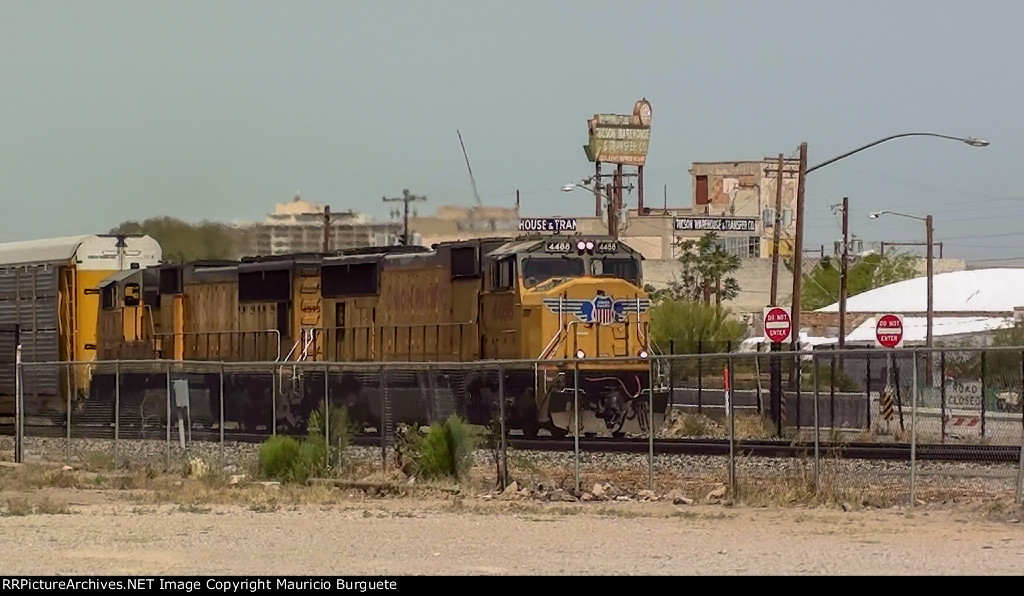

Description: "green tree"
659 232 741 306
801 251 918 311
110 217 242 263
650 298 748 355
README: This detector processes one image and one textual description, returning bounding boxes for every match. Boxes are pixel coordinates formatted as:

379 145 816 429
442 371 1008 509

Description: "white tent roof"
816 268 1024 314
844 315 1014 344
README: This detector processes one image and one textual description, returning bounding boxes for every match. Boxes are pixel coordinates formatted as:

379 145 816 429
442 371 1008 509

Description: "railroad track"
3 423 1020 463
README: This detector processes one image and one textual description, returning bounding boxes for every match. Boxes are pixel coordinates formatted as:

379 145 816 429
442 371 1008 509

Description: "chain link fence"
3 347 1024 507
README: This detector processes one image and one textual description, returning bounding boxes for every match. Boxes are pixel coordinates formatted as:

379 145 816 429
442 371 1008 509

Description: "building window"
715 236 761 259
695 176 709 205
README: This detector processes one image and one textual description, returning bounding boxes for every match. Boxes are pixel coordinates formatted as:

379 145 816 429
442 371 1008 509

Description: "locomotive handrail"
152 329 282 362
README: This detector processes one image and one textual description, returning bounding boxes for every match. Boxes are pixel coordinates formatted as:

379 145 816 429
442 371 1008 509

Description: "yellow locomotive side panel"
378 266 451 361
323 296 379 361
450 278 480 361
294 267 322 361
184 282 238 360
480 290 518 360
237 302 278 360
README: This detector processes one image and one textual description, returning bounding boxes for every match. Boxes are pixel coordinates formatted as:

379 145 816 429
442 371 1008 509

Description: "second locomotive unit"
91 231 669 437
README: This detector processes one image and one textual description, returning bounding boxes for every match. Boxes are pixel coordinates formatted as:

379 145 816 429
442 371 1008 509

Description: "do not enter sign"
763 306 792 344
875 313 904 348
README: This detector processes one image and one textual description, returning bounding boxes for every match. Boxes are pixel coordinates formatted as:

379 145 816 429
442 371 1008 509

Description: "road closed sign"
875 313 904 348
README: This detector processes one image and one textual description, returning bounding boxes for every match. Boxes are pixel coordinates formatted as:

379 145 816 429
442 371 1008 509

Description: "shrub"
306 400 352 470
284 436 326 484
411 415 479 482
257 436 301 481
257 401 353 484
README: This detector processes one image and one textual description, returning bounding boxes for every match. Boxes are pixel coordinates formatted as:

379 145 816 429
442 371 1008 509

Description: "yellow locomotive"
91 231 668 437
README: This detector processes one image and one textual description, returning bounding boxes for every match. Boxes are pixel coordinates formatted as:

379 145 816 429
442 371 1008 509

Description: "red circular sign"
764 307 792 343
876 314 904 348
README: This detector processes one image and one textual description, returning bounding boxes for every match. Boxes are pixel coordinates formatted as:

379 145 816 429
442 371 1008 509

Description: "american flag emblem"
592 296 615 325
541 296 650 324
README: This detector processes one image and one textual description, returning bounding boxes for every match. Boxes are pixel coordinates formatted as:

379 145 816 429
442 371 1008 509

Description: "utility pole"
838 197 849 352
322 205 331 253
770 155 782 438
789 142 808 388
382 189 426 246
769 153 784 305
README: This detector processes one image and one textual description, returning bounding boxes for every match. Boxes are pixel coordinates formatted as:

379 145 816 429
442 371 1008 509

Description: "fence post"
830 346 836 431
668 340 674 407
697 340 703 415
1017 348 1024 503
981 350 987 439
940 351 947 444
648 354 655 491
911 349 918 507
166 362 171 470
14 345 22 464
113 361 120 469
219 362 225 466
811 349 819 495
65 362 71 464
865 353 872 431
379 364 387 475
893 353 905 433
573 360 580 494
726 354 735 495
497 364 508 491
271 363 277 436
324 362 330 471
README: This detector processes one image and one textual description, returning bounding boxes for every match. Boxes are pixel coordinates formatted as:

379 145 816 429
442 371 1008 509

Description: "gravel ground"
2 435 1024 575
1 489 1023 575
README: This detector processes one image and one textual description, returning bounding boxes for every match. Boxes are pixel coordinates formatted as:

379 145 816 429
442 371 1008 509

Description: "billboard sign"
584 99 652 166
518 217 578 233
674 217 757 233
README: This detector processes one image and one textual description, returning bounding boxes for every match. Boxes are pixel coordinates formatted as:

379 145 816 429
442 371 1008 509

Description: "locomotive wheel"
520 420 539 438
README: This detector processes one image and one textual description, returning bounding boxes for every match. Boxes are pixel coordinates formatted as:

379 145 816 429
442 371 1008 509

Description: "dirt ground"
2 462 1024 576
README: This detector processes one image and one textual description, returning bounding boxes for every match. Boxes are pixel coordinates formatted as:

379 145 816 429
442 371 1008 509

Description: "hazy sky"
1 1 1019 260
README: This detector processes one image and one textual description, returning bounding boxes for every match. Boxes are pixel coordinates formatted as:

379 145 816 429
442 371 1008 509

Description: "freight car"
92 234 669 437
0 234 162 419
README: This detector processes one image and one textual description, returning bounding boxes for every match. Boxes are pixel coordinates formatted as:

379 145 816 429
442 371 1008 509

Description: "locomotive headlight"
575 349 586 359
585 241 595 252
576 241 587 251
638 350 649 359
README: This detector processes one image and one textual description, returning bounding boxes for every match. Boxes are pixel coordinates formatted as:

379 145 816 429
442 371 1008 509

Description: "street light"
562 179 632 238
869 210 934 360
806 133 989 174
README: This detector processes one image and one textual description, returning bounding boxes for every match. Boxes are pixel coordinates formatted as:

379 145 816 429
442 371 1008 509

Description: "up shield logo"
542 295 651 324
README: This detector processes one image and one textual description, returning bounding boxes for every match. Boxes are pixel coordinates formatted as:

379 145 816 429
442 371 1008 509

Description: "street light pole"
869 210 934 375
926 214 934 361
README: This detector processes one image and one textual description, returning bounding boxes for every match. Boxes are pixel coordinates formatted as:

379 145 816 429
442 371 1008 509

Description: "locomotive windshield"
591 257 640 285
522 257 585 288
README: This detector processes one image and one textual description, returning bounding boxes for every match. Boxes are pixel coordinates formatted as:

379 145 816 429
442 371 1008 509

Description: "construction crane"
457 130 483 229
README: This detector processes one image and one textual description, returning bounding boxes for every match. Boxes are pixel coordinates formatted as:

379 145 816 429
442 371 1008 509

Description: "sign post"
876 314 904 435
764 306 792 436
